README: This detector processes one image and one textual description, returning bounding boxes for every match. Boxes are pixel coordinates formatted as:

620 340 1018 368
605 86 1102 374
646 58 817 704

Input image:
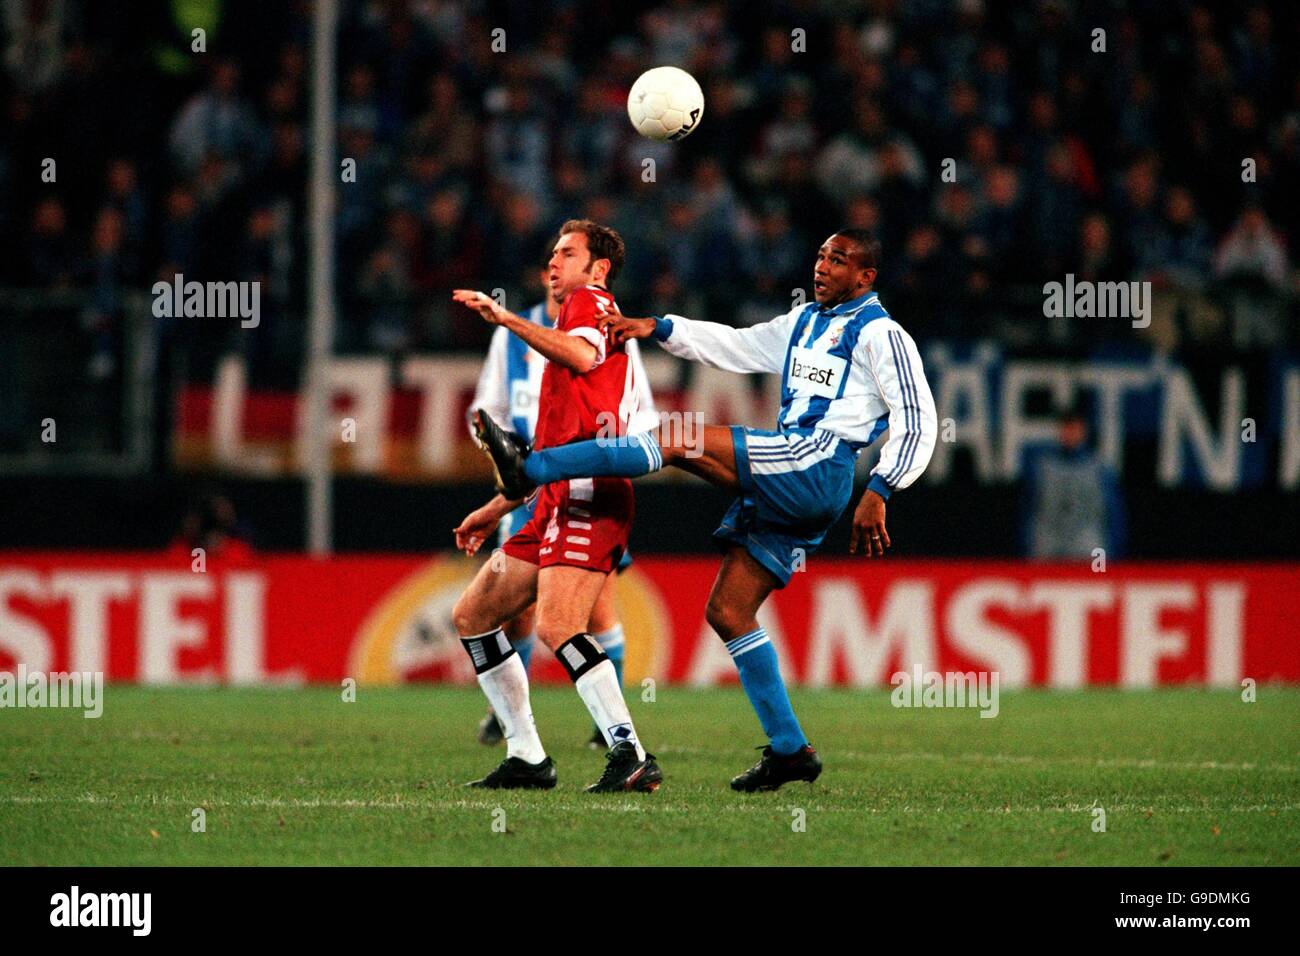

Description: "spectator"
168 60 263 179
160 186 200 278
1026 142 1084 276
1021 407 1127 561
483 82 551 199
169 491 254 563
740 199 804 304
1141 186 1218 350
815 98 923 200
29 197 75 287
1213 205 1293 347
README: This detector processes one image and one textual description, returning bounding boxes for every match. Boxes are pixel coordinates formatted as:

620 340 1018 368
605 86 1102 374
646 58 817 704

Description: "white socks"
477 654 547 764
462 630 547 765
576 659 646 761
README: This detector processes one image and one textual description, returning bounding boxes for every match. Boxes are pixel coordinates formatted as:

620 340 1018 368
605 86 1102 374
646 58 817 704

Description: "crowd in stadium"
2 0 1296 387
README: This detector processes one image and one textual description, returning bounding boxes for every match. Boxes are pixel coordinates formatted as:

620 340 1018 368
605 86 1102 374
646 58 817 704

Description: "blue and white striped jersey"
471 302 658 444
654 291 937 497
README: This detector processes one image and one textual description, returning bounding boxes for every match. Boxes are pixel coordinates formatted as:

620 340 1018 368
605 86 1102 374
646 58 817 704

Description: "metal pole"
305 0 338 555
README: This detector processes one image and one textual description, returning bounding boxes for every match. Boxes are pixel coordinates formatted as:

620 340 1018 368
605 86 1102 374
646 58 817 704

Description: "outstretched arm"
605 310 799 375
453 289 598 373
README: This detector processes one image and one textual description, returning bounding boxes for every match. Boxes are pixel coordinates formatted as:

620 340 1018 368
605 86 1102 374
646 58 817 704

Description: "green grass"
1 686 1297 866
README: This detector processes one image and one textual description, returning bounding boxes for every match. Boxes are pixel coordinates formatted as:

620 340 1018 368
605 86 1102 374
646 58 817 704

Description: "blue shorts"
498 496 633 572
713 426 856 587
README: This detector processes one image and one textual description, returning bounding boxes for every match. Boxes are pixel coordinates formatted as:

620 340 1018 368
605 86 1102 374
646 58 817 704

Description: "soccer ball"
627 66 704 142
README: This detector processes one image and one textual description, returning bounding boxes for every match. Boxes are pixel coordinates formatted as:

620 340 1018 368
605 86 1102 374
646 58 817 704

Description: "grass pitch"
1 685 1296 866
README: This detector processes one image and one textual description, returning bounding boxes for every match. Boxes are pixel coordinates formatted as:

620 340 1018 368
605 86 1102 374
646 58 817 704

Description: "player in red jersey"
447 219 661 793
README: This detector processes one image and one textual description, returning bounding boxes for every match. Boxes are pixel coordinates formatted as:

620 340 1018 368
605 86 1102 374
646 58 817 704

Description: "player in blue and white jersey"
461 263 658 747
473 230 937 790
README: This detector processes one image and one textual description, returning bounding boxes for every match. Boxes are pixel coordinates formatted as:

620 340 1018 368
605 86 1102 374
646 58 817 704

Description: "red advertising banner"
1 553 1296 687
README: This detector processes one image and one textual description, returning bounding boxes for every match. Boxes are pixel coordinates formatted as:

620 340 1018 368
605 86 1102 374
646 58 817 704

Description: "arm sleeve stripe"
884 329 922 486
881 329 913 485
886 329 922 485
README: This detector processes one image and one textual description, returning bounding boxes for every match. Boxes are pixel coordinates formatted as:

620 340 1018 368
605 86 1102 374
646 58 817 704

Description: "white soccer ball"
627 66 704 142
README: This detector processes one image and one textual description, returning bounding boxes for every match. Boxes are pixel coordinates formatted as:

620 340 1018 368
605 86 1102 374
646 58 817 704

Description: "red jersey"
532 285 637 450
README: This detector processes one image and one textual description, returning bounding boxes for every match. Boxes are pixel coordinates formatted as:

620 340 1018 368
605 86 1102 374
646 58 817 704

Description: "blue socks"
726 627 806 755
510 633 536 671
592 625 626 688
524 433 662 484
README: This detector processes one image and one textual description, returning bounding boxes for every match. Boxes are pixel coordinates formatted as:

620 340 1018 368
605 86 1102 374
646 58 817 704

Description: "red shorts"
502 477 634 574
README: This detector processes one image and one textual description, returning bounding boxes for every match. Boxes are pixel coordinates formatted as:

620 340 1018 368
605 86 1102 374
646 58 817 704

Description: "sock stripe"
726 636 763 656
729 636 771 658
725 627 765 650
635 432 663 471
592 626 625 651
725 628 769 658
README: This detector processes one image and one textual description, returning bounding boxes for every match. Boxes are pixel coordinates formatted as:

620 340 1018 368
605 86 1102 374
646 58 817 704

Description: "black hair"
832 228 881 270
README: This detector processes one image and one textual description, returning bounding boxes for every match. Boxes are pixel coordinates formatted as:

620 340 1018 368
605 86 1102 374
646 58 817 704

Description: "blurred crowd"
2 0 1297 390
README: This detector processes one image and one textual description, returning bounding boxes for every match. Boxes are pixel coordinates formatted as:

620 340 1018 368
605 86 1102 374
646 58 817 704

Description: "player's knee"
533 621 575 651
704 596 745 640
451 592 488 637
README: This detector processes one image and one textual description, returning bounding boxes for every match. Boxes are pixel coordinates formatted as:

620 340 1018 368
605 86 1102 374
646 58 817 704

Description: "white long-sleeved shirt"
655 291 936 498
470 302 658 443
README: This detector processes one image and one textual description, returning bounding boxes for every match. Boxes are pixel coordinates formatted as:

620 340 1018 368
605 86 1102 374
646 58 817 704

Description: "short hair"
559 219 626 285
833 228 882 271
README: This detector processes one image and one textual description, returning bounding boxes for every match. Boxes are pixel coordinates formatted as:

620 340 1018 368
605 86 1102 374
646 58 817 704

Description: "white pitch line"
0 794 1295 815
653 747 1297 773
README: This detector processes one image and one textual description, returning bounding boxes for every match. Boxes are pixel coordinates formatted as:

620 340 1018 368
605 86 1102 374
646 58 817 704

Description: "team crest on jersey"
828 324 845 347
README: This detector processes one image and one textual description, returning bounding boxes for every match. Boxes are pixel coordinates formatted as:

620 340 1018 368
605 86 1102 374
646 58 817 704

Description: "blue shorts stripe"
730 425 753 492
747 431 835 462
713 425 855 590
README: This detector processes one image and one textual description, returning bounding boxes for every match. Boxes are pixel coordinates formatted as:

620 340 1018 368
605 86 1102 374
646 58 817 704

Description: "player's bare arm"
453 493 523 555
599 315 657 345
452 289 599 372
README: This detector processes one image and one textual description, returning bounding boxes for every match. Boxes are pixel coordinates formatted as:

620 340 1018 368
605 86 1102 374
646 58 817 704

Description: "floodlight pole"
305 0 339 555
